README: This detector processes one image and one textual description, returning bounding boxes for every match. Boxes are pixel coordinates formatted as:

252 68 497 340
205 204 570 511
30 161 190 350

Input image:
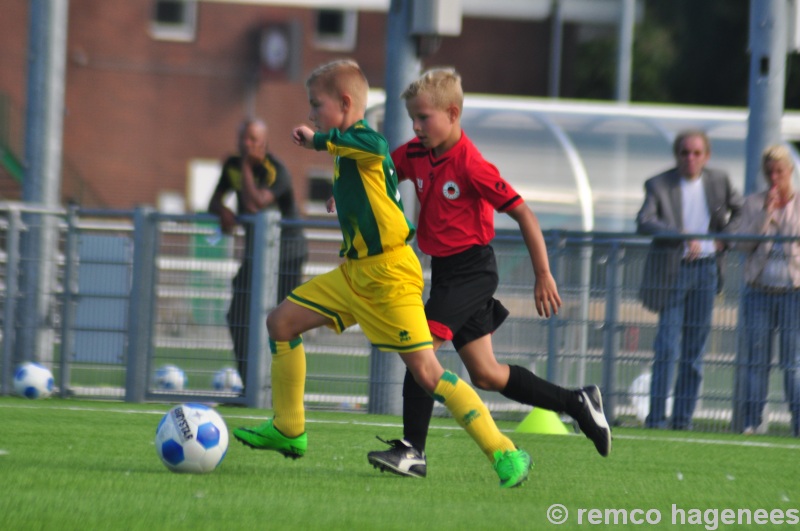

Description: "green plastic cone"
515 408 570 434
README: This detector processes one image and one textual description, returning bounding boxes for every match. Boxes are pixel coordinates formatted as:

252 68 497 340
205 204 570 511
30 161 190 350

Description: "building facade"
0 0 563 212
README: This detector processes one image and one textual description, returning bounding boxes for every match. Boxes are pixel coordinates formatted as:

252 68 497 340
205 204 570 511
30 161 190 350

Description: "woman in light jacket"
736 144 800 436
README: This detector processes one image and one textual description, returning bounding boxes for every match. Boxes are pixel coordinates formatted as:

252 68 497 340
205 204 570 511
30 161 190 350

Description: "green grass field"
1 397 799 530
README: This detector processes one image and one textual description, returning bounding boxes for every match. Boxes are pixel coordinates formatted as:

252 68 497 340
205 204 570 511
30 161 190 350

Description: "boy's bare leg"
232 301 331 457
369 348 532 487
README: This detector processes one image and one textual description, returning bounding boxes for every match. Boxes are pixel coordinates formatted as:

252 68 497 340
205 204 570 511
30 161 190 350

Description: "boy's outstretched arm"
506 203 561 318
292 125 315 149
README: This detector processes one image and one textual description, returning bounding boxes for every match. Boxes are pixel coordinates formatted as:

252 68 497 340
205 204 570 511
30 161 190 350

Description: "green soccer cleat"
233 419 307 459
492 448 533 488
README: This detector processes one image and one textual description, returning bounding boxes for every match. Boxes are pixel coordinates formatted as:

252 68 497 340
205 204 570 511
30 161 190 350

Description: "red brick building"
0 0 571 212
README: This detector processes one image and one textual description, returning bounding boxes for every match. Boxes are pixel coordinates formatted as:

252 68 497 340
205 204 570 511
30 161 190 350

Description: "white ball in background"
13 362 55 399
154 364 187 391
212 367 244 393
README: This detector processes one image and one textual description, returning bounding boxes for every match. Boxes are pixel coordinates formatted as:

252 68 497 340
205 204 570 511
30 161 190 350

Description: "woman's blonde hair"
761 144 795 170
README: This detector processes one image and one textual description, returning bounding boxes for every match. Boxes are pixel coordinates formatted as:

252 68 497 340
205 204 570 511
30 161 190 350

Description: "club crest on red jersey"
442 181 460 199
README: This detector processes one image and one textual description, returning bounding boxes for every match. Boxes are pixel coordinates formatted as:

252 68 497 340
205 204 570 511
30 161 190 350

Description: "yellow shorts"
288 245 433 353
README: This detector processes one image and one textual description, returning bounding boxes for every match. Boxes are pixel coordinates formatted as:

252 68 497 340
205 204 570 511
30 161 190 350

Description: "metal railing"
0 202 797 437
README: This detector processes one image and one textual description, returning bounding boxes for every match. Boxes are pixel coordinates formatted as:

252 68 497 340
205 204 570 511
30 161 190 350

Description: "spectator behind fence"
636 130 743 430
208 118 308 389
232 59 534 489
734 144 800 437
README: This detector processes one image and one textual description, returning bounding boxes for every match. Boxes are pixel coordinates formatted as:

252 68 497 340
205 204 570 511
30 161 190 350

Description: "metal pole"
548 0 563 98
601 242 622 425
58 204 79 397
745 0 788 195
246 210 278 409
546 232 565 385
733 0 789 432
615 0 635 102
1 208 22 395
383 0 420 215
18 0 69 366
368 0 421 415
126 207 157 403
23 1 47 198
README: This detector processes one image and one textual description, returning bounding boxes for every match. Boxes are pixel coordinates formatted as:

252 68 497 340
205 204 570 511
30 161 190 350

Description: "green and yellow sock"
433 370 516 462
270 337 306 438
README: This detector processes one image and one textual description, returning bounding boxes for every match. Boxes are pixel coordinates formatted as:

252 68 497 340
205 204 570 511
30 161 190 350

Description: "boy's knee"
469 371 504 392
266 309 290 340
406 361 441 394
412 372 438 394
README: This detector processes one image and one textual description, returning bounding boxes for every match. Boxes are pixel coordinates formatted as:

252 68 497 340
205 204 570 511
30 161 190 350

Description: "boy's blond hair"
401 67 464 112
306 59 369 114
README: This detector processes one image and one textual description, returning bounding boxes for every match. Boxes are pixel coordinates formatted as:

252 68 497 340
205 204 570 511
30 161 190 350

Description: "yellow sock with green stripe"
434 370 517 462
270 337 306 438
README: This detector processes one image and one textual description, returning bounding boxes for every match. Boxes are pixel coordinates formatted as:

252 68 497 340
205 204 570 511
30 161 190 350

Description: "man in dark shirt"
209 118 307 388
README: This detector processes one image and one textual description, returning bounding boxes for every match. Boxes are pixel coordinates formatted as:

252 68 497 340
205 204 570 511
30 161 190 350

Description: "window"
150 0 197 42
314 9 357 52
306 172 334 215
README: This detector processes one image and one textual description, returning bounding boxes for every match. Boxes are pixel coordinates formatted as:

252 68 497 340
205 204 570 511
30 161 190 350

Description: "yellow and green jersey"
313 120 415 259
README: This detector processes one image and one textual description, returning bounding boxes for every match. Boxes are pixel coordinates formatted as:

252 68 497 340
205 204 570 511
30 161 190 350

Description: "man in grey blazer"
636 130 743 430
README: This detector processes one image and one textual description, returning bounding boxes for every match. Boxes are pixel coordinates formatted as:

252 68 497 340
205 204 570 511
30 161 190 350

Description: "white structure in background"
367 94 800 233
629 372 672 424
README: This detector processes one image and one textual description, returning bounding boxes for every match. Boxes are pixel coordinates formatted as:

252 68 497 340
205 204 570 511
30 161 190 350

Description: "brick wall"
0 0 556 211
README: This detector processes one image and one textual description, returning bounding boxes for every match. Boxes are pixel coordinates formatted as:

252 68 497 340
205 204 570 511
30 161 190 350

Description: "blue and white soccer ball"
154 364 187 391
212 367 243 393
155 403 229 473
13 362 54 399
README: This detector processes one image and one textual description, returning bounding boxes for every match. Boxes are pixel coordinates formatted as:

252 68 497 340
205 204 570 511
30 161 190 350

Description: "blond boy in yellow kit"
232 59 533 488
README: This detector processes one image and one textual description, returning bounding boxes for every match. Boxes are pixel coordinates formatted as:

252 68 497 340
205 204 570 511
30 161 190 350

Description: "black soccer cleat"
367 437 427 478
575 385 612 457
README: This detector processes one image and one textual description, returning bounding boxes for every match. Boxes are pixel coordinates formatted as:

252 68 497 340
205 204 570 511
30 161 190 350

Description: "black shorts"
426 245 509 351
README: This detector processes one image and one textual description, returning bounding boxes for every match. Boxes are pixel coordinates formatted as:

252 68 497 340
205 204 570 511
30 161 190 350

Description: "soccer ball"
154 364 187 390
13 362 54 399
213 367 243 393
155 403 229 473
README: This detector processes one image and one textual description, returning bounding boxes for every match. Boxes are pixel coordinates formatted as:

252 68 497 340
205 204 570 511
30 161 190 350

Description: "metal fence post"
731 251 749 434
125 206 157 403
546 231 565 384
731 308 748 434
601 241 622 425
57 204 79 397
575 235 594 387
368 345 405 415
245 210 278 409
1 207 22 395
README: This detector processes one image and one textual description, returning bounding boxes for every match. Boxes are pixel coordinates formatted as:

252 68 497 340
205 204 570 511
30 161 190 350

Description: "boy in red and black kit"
368 68 612 479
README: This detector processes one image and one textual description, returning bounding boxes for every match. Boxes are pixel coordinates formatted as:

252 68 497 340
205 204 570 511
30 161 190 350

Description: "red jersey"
393 132 523 257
